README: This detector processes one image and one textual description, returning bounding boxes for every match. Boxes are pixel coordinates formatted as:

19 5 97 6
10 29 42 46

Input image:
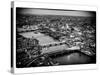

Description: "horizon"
16 8 96 17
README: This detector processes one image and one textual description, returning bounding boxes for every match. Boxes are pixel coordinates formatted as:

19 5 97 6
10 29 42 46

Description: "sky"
16 8 96 17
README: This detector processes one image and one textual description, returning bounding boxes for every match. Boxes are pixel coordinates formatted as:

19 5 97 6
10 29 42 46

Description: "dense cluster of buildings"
16 15 96 67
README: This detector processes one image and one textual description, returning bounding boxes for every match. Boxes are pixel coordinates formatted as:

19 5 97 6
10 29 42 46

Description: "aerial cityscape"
16 8 96 68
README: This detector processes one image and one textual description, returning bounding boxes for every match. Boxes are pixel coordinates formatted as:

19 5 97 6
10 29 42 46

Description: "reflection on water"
52 52 94 65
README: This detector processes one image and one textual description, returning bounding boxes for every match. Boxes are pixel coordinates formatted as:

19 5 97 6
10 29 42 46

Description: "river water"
52 52 93 65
